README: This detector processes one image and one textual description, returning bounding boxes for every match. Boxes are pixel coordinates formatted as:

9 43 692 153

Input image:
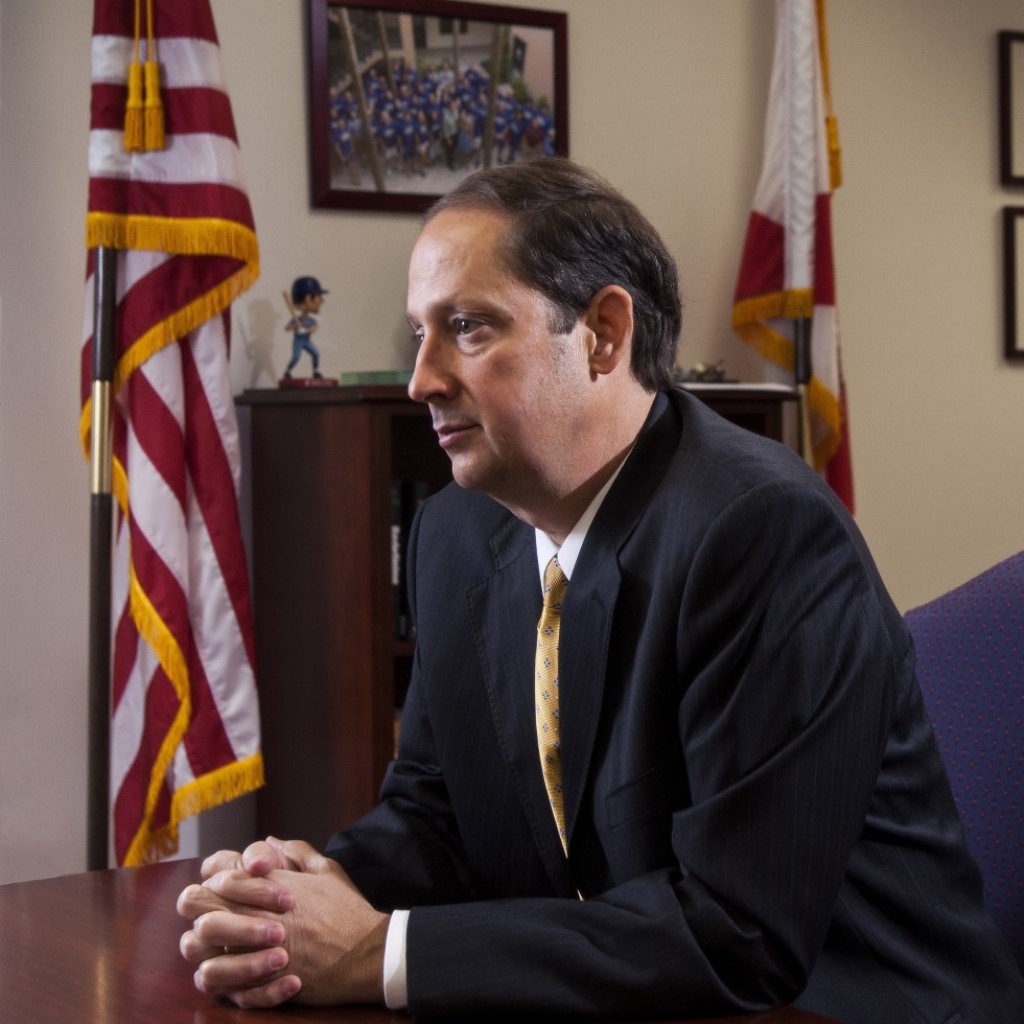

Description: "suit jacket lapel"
466 514 578 894
558 548 617 847
559 391 682 848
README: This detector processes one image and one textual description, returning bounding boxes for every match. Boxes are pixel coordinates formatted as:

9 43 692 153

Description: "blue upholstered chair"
904 551 1024 968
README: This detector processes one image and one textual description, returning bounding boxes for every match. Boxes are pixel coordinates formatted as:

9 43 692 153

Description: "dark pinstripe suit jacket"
326 389 1024 1022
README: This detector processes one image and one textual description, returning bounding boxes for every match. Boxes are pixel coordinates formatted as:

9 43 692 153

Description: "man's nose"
408 334 454 404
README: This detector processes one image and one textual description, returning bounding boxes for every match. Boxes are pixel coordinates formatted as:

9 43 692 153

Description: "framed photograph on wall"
998 31 1024 186
1002 206 1024 360
307 0 568 212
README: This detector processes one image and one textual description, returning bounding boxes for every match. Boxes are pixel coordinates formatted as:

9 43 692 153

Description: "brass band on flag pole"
83 0 264 867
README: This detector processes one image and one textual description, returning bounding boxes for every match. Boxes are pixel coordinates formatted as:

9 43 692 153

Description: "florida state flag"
732 0 853 511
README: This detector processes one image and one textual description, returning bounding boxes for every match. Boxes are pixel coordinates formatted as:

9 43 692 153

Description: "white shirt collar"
535 455 629 584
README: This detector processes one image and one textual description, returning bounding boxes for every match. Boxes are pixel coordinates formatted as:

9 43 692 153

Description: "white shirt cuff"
383 909 410 1010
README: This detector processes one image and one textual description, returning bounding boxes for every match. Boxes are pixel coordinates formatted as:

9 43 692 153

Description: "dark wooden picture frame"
998 31 1024 186
1002 206 1024 360
306 0 568 212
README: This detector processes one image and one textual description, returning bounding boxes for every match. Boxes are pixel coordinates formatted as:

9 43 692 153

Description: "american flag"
81 0 263 866
732 0 853 511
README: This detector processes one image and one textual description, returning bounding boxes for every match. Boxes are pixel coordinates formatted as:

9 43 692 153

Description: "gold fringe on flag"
732 312 844 471
85 213 260 264
79 213 260 461
731 281 843 470
129 755 266 866
732 287 814 325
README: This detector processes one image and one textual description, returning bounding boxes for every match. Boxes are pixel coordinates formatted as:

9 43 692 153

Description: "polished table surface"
0 858 844 1024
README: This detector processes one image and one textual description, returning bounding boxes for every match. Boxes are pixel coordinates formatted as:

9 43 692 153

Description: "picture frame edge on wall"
306 0 568 214
998 30 1024 187
1001 205 1024 361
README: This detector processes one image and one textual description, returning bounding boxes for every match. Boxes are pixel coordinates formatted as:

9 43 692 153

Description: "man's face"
406 208 590 512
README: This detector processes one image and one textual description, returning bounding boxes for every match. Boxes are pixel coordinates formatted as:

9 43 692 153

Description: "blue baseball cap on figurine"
291 276 329 303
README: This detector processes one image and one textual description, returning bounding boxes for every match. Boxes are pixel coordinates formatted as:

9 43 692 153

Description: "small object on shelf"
340 370 413 386
676 360 734 383
279 375 338 390
280 276 338 386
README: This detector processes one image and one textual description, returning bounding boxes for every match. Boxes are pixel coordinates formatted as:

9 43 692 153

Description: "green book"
340 370 412 385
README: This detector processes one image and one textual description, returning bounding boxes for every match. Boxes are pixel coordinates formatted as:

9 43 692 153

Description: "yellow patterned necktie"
535 555 569 852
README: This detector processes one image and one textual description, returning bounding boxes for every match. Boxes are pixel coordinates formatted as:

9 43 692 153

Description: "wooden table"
0 858 842 1024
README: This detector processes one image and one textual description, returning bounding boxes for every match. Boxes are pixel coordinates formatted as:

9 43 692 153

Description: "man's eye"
453 317 478 335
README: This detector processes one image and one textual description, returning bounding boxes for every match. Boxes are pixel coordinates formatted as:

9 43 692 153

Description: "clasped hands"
177 836 389 1009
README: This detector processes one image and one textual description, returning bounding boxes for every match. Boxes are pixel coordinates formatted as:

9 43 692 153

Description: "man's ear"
584 285 634 377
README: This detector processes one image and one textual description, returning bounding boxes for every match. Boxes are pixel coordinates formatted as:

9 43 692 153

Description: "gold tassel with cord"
143 59 165 150
141 0 164 150
124 0 143 150
826 115 842 191
124 59 145 151
815 0 843 190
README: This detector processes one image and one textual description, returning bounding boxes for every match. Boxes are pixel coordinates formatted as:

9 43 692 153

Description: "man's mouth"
433 420 476 449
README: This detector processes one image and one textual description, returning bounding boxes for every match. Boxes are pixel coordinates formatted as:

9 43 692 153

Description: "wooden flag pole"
794 316 815 467
87 245 117 870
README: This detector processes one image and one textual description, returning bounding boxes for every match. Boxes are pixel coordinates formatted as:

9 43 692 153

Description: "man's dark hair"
427 157 682 391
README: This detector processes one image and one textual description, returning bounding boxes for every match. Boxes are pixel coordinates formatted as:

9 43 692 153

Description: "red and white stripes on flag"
732 0 854 511
81 0 263 866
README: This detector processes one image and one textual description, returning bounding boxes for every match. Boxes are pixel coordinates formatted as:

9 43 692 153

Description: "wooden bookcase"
237 383 795 845
237 385 450 845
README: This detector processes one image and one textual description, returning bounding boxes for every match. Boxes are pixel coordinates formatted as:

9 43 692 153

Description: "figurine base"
278 376 339 389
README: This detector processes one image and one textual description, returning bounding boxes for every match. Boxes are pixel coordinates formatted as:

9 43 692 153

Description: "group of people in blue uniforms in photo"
328 62 555 188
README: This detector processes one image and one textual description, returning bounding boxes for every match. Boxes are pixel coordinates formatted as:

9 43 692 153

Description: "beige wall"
1 0 1021 884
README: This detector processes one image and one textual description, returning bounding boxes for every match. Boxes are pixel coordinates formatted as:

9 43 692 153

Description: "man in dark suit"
178 159 1024 1022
